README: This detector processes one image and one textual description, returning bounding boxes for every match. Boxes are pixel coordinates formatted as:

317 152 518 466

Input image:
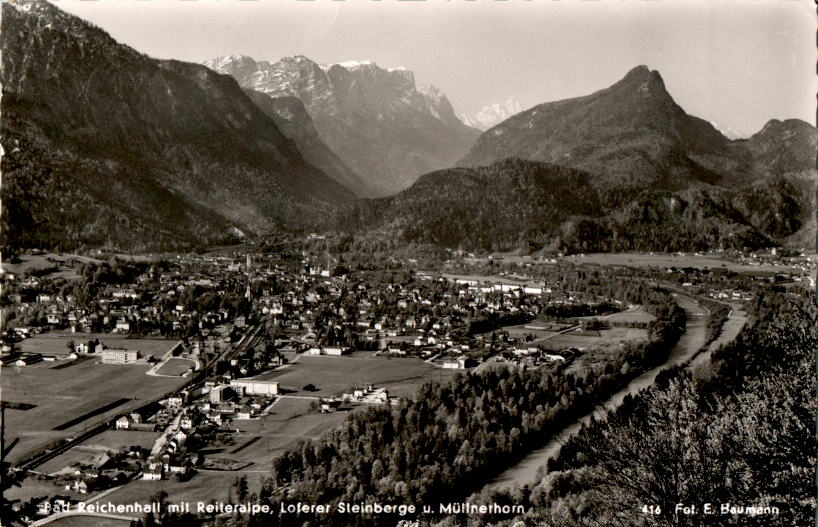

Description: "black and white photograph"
0 0 815 525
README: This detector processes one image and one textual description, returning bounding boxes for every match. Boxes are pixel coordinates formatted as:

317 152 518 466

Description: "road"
482 295 726 491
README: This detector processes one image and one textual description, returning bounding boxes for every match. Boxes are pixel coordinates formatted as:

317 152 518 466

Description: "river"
482 295 727 491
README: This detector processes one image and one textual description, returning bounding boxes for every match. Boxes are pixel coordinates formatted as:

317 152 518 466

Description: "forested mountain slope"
1 0 354 251
338 67 816 253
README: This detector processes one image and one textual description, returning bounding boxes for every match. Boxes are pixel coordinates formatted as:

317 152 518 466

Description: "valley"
3 241 812 527
0 1 814 526
483 294 715 491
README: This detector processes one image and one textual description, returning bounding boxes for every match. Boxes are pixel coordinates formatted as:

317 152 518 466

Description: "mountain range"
1 0 354 251
203 55 480 196
341 66 817 253
241 90 371 197
2 0 814 255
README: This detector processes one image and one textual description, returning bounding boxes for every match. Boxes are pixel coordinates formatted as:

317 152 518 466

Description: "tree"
0 460 23 527
235 475 249 502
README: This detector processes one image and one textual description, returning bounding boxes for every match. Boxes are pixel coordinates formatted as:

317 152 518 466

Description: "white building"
442 356 473 369
230 379 280 396
142 462 163 480
513 347 539 356
101 349 139 364
75 342 94 354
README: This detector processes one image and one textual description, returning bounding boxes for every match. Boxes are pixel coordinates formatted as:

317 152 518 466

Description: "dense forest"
451 286 816 527
0 135 229 253
213 286 689 526
334 158 814 254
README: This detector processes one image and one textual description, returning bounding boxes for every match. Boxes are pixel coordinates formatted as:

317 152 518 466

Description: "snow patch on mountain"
710 120 748 140
459 98 523 130
335 60 375 69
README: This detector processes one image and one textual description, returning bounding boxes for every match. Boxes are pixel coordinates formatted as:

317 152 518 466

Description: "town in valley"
1 240 815 525
1 0 815 526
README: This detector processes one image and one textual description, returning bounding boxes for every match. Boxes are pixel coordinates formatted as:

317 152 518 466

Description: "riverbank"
482 295 715 491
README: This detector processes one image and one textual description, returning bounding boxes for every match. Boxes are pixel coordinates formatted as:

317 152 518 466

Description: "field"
156 358 196 376
539 326 647 353
1 358 184 465
20 335 177 359
2 252 155 281
216 398 360 466
499 323 560 340
600 306 655 324
563 252 804 274
97 354 460 507
79 430 160 451
544 326 649 375
5 476 89 508
576 305 656 325
0 253 94 280
99 398 369 508
254 354 458 398
38 446 117 475
7 431 161 503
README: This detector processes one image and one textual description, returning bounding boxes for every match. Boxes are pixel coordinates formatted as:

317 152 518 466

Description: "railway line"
15 324 264 473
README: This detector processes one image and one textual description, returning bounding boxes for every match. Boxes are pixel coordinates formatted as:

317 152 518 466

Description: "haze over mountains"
204 55 480 197
1 0 813 255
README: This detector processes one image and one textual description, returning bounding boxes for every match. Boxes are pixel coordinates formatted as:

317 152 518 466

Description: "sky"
50 0 815 136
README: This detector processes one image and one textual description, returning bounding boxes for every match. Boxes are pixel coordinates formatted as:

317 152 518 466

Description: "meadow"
156 358 196 376
20 335 177 359
255 354 457 398
2 357 183 465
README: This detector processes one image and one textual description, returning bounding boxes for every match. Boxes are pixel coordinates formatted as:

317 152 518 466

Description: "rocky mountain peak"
417 83 445 102
205 53 479 195
459 65 732 181
203 55 259 78
754 118 814 140
3 0 355 250
621 64 652 81
610 65 670 102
